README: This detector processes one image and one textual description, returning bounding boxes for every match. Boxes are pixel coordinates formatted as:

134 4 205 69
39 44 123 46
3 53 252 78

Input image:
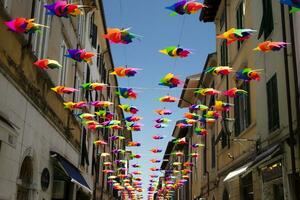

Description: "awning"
249 144 280 168
223 162 253 182
50 151 91 192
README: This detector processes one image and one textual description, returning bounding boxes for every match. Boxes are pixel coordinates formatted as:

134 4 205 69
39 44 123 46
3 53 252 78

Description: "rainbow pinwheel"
176 122 192 128
152 135 164 140
223 88 248 97
159 46 191 58
34 59 62 69
131 154 141 159
214 101 234 112
173 137 187 145
4 18 48 34
253 41 289 52
95 110 114 120
195 127 208 136
159 73 182 88
109 136 125 141
235 68 262 81
44 0 89 18
205 66 233 76
192 143 205 149
78 113 95 120
194 88 220 96
103 28 141 44
154 124 168 129
94 140 107 145
150 148 163 153
110 67 141 77
199 117 216 125
189 104 208 111
171 151 184 157
116 88 137 99
89 101 113 108
159 95 177 102
51 86 78 94
150 167 160 171
184 112 200 120
166 0 207 16
119 104 139 114
132 164 141 168
290 7 300 13
204 111 221 120
127 123 142 131
155 118 171 124
183 162 194 167
217 28 256 45
125 115 142 122
63 101 86 110
65 49 95 63
128 141 141 147
81 82 107 91
150 159 161 163
155 109 172 115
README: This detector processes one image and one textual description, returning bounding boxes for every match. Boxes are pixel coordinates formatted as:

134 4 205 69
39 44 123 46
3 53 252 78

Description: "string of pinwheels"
3 0 296 199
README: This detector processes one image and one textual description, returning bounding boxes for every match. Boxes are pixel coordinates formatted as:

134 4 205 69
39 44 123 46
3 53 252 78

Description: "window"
221 129 228 149
32 0 51 59
202 144 207 175
220 40 228 66
234 82 251 136
85 65 91 101
211 135 216 169
241 173 254 200
97 45 101 67
236 1 245 49
0 0 11 12
89 13 98 49
258 0 274 39
220 10 226 31
267 74 280 132
77 14 85 44
58 40 68 86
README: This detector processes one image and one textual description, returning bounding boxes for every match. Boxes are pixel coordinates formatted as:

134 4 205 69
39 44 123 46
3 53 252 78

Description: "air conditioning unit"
52 180 66 199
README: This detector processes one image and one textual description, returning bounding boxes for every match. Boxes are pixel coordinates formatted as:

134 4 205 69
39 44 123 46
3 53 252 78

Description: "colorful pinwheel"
51 86 78 94
44 0 89 18
65 49 95 63
159 46 191 58
205 66 233 76
217 28 256 45
159 73 182 88
223 88 248 98
159 95 177 102
194 88 220 96
34 59 62 69
116 88 137 99
4 18 49 34
81 82 107 91
235 68 262 81
166 0 207 16
253 41 289 52
119 104 139 114
103 28 141 44
110 67 141 77
155 109 172 115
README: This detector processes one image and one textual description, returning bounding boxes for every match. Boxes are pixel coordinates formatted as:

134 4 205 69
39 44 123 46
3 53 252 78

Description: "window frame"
267 74 280 132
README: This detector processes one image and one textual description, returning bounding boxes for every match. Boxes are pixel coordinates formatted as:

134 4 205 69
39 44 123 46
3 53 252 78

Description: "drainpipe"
288 8 300 153
280 5 299 200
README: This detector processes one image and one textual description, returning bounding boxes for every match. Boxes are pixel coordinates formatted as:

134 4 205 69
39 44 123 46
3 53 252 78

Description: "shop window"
258 0 274 39
241 173 254 200
267 74 280 132
234 82 251 136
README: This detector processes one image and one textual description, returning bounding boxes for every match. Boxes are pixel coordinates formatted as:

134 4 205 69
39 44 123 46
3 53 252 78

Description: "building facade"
196 0 300 200
0 0 131 200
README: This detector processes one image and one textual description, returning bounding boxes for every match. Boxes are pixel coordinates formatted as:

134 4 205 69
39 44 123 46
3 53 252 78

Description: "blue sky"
103 0 215 198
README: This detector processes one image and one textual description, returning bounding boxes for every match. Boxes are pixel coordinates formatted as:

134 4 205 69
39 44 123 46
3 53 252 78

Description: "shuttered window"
267 74 280 132
234 82 251 136
258 0 274 39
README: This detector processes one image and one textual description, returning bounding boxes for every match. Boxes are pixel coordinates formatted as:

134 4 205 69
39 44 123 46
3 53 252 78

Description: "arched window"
17 156 33 200
223 189 229 200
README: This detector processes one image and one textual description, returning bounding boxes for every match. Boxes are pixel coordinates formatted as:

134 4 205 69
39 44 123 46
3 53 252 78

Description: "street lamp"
222 118 235 148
